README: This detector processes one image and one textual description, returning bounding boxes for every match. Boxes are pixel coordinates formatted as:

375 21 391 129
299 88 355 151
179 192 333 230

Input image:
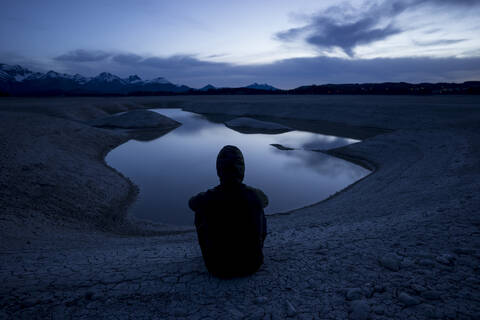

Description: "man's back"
189 145 268 278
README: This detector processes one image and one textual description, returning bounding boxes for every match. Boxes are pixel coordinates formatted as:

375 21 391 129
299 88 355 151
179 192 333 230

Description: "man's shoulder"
244 185 269 208
189 186 221 211
244 185 263 195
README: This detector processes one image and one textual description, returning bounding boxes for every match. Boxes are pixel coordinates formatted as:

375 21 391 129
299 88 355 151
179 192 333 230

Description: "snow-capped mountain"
146 77 170 84
0 63 285 96
245 82 278 91
39 70 73 80
93 72 124 83
0 70 11 82
72 74 91 85
125 75 142 84
0 63 190 95
0 64 37 82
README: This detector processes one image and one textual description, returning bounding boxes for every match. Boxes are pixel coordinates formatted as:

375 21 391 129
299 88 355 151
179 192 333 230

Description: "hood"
216 145 245 185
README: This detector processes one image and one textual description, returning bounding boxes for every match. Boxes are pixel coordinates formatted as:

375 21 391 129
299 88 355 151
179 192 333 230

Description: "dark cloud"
423 28 442 34
244 56 480 87
0 52 51 73
111 53 143 64
276 0 480 57
49 49 480 88
109 54 230 79
419 0 480 6
205 53 229 59
276 27 307 42
140 55 226 69
305 18 400 57
414 39 467 46
276 2 408 57
54 49 112 62
106 52 480 88
111 53 227 70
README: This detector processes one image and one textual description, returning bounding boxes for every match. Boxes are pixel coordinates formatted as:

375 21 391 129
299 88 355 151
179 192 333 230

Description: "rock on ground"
349 300 370 320
378 253 402 271
346 288 364 301
398 292 422 307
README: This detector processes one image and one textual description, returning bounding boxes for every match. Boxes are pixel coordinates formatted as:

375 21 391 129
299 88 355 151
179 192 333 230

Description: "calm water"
106 109 369 225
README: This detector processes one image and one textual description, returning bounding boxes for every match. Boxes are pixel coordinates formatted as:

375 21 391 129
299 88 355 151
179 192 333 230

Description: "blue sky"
1 0 480 88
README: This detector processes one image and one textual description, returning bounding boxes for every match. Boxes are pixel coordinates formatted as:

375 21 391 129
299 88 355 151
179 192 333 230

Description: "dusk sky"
1 0 480 88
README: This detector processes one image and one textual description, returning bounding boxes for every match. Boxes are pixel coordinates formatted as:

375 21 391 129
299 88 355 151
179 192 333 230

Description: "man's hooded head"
216 145 245 184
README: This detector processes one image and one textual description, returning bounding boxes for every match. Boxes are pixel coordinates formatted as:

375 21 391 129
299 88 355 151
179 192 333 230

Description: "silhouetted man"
189 145 268 278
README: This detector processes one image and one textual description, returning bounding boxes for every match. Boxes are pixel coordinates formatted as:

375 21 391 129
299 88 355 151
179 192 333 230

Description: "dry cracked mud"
0 95 479 319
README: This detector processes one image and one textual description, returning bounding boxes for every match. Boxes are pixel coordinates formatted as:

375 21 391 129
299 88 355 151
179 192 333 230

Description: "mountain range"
0 64 279 96
0 63 478 96
0 64 192 95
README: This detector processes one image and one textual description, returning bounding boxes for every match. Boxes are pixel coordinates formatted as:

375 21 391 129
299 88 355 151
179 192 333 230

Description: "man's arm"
246 186 268 242
189 192 206 212
262 213 267 241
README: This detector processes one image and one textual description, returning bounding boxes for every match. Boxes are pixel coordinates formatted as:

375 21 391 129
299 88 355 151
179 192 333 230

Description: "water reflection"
271 147 364 179
266 130 358 151
106 109 369 225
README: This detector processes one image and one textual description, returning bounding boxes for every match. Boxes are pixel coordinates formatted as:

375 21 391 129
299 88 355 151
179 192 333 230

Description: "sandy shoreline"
1 95 479 319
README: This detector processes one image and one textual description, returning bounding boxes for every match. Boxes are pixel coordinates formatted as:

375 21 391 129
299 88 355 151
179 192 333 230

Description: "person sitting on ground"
189 145 268 278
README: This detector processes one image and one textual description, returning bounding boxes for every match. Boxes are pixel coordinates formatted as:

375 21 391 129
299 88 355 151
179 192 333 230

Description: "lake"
106 109 370 225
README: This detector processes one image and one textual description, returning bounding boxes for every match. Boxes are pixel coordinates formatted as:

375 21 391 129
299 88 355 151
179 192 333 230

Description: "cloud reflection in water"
106 109 369 225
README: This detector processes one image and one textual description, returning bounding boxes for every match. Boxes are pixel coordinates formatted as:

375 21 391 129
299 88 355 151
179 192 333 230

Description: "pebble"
400 258 415 268
285 300 297 317
228 308 244 319
84 291 94 300
364 286 374 298
436 254 455 265
346 288 364 301
378 253 401 271
373 305 385 315
421 290 441 301
250 309 265 320
420 304 436 318
374 285 386 293
254 296 268 305
418 259 435 267
443 307 457 319
410 284 426 293
398 292 421 306
454 248 476 255
174 309 188 317
466 276 480 285
349 300 370 320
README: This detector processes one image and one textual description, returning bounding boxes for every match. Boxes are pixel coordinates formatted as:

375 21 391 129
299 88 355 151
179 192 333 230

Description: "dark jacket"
189 145 268 278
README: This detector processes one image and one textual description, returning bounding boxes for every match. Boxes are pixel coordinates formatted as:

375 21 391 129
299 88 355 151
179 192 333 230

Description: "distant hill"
0 63 479 96
289 82 480 95
199 84 216 91
245 82 279 91
197 83 278 93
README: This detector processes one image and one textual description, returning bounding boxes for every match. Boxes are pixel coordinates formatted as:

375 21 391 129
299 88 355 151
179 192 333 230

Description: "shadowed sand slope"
90 109 181 129
225 117 292 134
0 96 479 319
